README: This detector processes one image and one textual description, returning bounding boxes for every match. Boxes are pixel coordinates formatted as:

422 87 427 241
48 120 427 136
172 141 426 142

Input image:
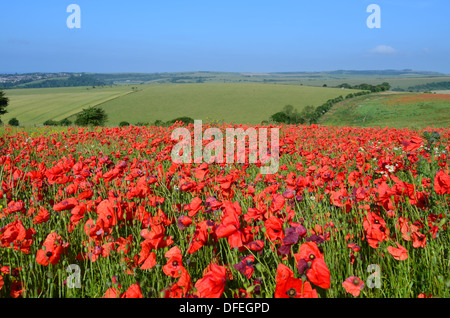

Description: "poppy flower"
185 197 203 217
417 293 432 298
195 264 227 298
36 232 65 266
96 199 118 228
294 242 331 289
32 207 50 224
177 215 192 231
162 268 192 298
411 231 427 248
104 287 121 298
137 240 157 270
274 263 318 298
187 219 216 254
163 246 184 278
121 283 143 298
363 212 389 248
53 197 78 212
245 240 265 253
387 242 408 260
116 235 133 255
10 280 25 298
434 170 450 195
402 136 423 152
264 216 285 243
233 255 255 279
342 276 365 296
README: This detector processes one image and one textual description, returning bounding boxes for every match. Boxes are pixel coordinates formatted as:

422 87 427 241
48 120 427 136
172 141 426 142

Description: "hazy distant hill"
1 70 449 89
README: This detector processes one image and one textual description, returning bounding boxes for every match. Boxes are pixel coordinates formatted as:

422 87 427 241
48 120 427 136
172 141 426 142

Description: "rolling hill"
2 83 362 126
319 92 450 129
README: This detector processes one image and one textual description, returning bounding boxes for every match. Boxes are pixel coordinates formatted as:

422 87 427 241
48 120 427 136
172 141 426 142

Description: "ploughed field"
0 123 449 298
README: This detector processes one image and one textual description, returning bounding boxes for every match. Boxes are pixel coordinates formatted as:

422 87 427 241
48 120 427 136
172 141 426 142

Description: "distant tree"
75 106 108 127
300 105 317 124
8 117 19 126
135 122 149 127
119 121 130 127
43 119 58 126
0 90 9 121
283 105 294 116
270 111 290 124
59 118 72 126
153 120 165 126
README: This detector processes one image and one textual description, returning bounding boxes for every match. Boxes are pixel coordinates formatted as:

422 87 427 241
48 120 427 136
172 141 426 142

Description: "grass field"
3 83 360 126
95 83 363 125
2 86 135 126
319 92 450 129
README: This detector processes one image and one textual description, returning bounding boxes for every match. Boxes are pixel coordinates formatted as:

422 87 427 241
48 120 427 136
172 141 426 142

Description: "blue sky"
1 0 449 74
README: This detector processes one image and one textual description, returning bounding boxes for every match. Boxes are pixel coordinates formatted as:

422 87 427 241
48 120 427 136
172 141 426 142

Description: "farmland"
2 83 361 126
319 93 450 129
1 86 134 126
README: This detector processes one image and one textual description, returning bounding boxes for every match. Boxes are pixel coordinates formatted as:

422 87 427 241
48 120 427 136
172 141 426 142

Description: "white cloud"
369 45 398 55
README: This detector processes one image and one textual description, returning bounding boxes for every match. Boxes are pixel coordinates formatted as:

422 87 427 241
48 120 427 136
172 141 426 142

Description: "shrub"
119 121 130 127
270 111 291 124
8 117 19 126
44 120 59 126
75 106 108 127
59 118 72 126
153 120 165 126
134 122 149 127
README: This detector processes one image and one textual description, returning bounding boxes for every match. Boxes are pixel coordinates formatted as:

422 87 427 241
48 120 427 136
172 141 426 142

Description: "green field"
2 83 360 126
319 92 450 129
93 83 363 125
2 86 134 126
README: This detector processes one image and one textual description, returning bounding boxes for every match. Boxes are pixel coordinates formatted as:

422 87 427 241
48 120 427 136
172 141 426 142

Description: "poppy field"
0 123 449 299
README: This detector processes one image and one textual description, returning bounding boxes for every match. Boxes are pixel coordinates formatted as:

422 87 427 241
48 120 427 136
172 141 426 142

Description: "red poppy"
104 287 121 298
387 242 408 260
342 276 365 296
294 242 331 289
116 235 133 255
10 280 25 298
162 268 192 298
264 216 285 243
185 197 203 217
121 283 143 298
274 263 318 298
163 246 184 278
137 240 157 270
36 232 65 266
33 207 50 224
195 264 227 298
402 136 423 152
53 197 78 212
411 231 427 248
363 212 389 248
434 170 450 195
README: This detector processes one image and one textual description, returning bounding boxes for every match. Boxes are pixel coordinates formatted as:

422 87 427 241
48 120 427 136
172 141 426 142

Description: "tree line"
268 90 372 125
0 75 107 89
